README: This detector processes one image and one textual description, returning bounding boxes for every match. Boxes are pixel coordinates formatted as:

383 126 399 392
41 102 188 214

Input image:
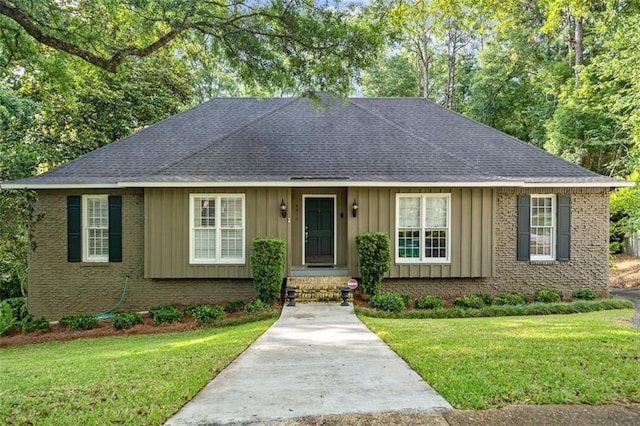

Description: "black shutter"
557 195 571 261
517 194 530 261
67 196 82 262
108 195 122 262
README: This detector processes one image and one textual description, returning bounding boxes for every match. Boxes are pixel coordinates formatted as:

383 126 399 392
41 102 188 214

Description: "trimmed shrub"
473 293 493 306
225 299 245 313
398 293 412 308
356 232 391 296
369 292 405 313
0 301 16 336
493 292 527 306
21 316 50 333
250 238 286 304
534 289 563 304
453 294 485 309
191 304 224 325
415 295 444 310
3 297 28 321
60 314 99 331
245 299 271 313
112 311 143 330
149 304 183 325
572 287 596 301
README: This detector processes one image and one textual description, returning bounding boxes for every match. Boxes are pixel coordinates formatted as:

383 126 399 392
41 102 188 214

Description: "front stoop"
286 276 354 303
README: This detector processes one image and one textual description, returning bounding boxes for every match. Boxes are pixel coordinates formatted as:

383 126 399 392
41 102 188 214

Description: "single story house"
2 97 631 319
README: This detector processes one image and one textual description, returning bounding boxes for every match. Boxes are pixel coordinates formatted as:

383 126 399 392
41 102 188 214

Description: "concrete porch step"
286 276 354 303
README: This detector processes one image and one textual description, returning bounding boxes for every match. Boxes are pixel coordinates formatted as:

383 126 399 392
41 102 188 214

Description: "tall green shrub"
356 232 391 296
250 238 285 304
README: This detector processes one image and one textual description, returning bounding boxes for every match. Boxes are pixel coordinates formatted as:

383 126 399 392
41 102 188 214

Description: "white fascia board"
117 180 522 188
1 179 633 189
520 181 634 188
0 183 121 190
121 180 633 188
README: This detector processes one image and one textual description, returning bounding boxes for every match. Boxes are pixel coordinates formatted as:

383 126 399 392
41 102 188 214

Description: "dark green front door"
305 197 335 264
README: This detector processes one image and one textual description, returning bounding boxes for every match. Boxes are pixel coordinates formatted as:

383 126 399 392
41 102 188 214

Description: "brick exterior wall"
28 190 255 320
383 187 610 300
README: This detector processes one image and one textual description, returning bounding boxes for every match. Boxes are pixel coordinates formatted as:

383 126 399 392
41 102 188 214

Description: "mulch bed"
0 310 249 349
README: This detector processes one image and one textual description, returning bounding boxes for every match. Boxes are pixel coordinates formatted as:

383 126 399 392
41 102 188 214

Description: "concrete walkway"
165 303 452 425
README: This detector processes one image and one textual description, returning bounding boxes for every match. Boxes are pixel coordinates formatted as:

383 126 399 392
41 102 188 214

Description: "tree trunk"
421 33 429 98
574 16 584 86
446 24 458 109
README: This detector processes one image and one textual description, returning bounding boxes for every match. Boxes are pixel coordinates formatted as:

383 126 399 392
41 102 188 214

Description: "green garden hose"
96 275 129 318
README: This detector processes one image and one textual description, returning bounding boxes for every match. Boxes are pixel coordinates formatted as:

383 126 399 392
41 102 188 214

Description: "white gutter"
1 179 634 189
1 183 122 189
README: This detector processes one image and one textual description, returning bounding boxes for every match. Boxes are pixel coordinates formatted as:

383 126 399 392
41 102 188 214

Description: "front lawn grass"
0 318 276 425
361 310 640 409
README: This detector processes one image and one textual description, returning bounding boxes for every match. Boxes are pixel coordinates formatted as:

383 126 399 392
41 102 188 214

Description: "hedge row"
357 298 634 319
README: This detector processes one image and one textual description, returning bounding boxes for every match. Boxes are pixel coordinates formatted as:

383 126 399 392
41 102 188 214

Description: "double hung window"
396 194 451 263
190 194 245 264
67 195 121 263
83 195 109 262
530 195 555 261
517 193 570 262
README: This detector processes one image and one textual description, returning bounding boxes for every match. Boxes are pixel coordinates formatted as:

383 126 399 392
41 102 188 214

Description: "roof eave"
2 179 633 189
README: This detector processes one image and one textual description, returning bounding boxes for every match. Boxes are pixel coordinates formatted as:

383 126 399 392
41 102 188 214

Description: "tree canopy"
0 0 384 96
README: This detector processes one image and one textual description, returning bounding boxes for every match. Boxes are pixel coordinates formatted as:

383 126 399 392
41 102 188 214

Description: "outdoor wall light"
352 199 359 218
280 199 287 218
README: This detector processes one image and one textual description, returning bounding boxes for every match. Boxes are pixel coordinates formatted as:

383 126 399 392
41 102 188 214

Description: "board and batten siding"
145 187 290 279
347 187 495 278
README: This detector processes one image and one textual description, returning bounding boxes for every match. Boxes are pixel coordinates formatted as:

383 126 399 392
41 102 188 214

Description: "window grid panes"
191 194 244 263
84 196 109 262
398 197 421 259
530 195 555 260
397 194 450 263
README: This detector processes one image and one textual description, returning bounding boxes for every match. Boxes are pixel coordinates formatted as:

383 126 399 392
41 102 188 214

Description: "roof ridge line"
148 97 301 176
348 98 500 180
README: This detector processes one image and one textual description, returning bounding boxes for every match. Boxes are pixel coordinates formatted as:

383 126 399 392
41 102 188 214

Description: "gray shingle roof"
3 97 626 187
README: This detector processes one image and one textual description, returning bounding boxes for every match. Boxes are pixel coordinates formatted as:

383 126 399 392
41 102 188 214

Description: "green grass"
361 310 640 409
0 318 276 425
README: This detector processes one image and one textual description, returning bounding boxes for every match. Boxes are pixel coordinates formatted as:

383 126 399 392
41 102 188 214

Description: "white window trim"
189 193 246 265
395 193 451 264
530 194 556 261
82 194 109 263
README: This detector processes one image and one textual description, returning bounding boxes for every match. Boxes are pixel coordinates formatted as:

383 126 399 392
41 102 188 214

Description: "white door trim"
302 194 337 266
